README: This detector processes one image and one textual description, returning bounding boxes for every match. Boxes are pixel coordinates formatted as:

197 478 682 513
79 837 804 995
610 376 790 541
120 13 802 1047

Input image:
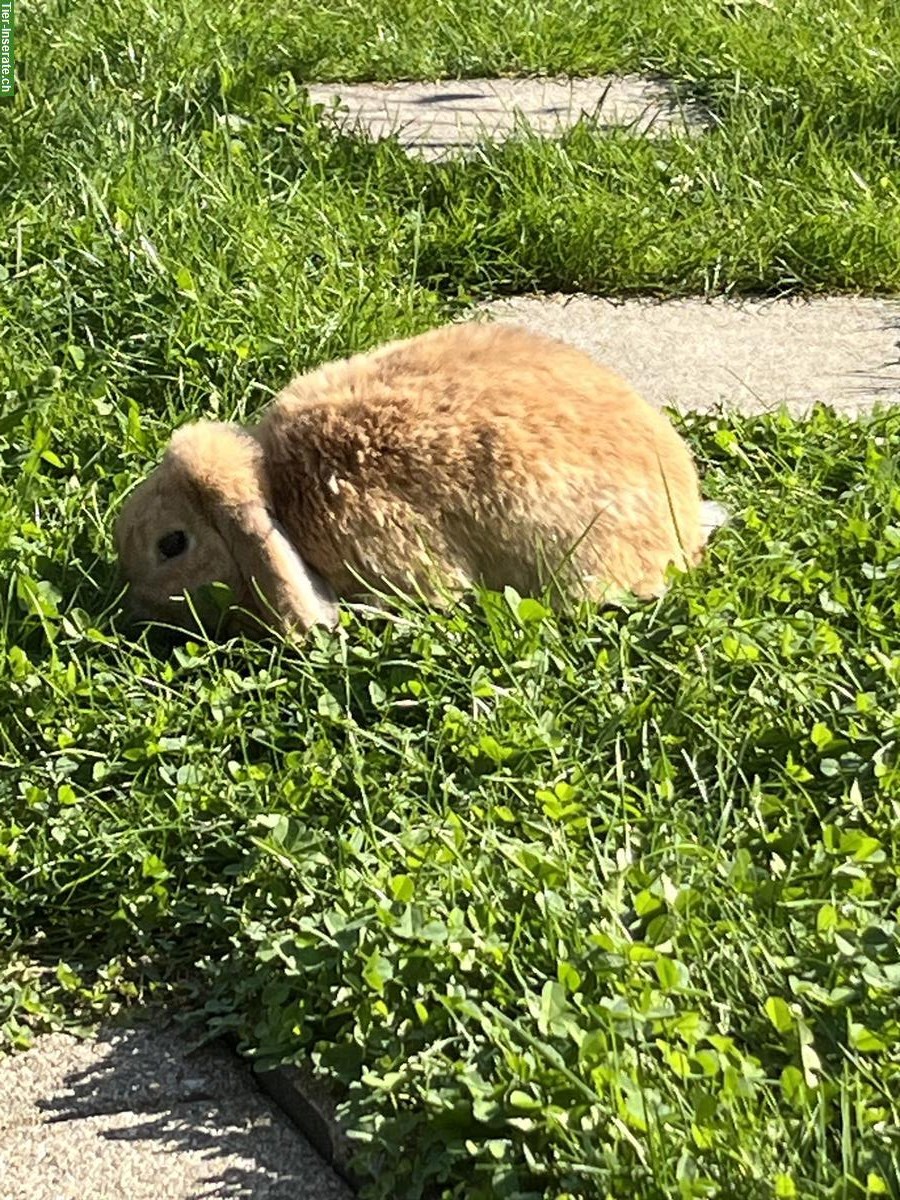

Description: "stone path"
481 294 900 415
306 76 708 160
0 1022 351 1200
9 48 900 1200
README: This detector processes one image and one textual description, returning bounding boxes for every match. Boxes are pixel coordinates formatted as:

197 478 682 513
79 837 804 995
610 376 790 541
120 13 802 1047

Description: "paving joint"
253 1057 361 1192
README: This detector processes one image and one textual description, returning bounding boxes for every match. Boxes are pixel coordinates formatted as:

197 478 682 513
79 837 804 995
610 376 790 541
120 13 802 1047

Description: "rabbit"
114 321 728 637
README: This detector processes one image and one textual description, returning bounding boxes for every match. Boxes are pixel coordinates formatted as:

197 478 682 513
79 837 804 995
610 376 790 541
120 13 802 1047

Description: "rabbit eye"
158 530 188 559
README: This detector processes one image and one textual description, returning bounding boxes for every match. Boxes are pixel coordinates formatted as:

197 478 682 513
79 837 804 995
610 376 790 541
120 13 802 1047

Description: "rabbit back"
257 322 705 602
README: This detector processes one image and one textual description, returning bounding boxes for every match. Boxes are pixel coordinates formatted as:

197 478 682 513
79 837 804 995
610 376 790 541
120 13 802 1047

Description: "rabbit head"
114 420 339 637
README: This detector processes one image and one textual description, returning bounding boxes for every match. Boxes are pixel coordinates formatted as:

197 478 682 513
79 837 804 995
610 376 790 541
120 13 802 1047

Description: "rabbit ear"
168 421 339 634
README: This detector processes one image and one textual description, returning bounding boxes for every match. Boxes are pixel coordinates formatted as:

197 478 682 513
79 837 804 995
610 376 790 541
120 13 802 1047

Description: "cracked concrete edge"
245 1050 362 1193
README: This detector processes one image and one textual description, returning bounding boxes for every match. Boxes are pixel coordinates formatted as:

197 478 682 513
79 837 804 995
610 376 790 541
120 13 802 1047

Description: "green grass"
3 410 900 1198
2 1 900 1197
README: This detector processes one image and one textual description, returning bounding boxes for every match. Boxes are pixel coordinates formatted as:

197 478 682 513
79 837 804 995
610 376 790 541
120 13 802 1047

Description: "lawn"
2 1 900 1197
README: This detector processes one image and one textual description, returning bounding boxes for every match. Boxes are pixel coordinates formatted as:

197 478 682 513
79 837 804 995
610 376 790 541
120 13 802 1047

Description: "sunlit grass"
2 2 900 1196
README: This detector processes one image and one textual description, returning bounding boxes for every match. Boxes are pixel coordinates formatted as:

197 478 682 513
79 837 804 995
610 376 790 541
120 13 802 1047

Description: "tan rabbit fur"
116 321 720 636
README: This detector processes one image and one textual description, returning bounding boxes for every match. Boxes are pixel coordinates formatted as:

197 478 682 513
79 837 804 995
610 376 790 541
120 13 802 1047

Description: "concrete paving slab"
0 1104 347 1200
1 1024 243 1129
480 294 900 416
0 1023 353 1200
306 76 708 160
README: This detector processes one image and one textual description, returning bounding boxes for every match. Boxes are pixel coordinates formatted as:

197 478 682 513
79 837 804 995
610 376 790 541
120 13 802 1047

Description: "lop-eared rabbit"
115 322 727 636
